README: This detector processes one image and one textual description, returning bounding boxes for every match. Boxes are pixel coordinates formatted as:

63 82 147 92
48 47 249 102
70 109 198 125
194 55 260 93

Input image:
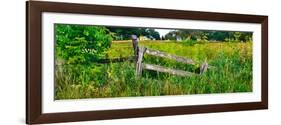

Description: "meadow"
55 40 253 100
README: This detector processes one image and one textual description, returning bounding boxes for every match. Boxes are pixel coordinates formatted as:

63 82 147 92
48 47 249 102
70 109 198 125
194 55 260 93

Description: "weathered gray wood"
131 35 212 77
200 60 208 74
145 48 195 65
136 47 146 76
131 35 139 58
143 63 195 77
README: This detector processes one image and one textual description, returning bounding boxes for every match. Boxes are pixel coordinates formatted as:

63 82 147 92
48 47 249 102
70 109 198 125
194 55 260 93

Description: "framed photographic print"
26 1 268 124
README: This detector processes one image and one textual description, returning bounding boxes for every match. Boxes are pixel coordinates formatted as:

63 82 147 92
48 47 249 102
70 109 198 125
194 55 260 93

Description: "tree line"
107 27 252 42
107 27 160 40
164 30 252 42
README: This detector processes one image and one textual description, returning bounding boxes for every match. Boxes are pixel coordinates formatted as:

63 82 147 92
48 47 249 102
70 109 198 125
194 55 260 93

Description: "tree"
209 31 229 41
164 31 177 40
239 32 252 42
146 28 160 40
233 32 242 42
107 27 160 40
55 24 113 64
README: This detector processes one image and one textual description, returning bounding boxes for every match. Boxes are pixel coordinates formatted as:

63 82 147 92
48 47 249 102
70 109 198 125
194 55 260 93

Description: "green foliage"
102 26 253 42
181 39 197 46
55 41 253 100
164 30 252 42
233 32 242 42
107 27 160 40
54 24 253 99
55 24 113 64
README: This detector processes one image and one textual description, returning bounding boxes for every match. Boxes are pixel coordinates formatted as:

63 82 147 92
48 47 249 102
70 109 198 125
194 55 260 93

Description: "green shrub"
55 24 113 64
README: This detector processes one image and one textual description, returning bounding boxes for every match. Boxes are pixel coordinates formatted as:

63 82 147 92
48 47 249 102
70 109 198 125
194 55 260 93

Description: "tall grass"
55 41 252 100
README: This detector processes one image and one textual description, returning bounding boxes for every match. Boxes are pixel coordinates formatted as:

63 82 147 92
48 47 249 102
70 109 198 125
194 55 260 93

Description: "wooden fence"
131 35 210 77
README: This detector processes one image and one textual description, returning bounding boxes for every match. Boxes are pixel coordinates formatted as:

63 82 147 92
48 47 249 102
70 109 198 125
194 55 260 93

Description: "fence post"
200 59 208 74
136 47 146 76
131 35 139 60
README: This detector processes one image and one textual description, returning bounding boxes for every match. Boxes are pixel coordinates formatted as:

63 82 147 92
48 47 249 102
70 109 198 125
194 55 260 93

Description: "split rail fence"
131 35 210 77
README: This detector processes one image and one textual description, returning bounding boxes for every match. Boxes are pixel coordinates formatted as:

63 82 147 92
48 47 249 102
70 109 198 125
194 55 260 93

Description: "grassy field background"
55 40 253 100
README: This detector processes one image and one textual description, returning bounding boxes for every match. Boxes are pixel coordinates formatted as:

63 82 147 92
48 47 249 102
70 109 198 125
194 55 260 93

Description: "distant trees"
106 27 252 42
164 31 177 40
146 29 161 40
223 32 252 42
164 30 252 42
208 31 229 41
107 27 160 40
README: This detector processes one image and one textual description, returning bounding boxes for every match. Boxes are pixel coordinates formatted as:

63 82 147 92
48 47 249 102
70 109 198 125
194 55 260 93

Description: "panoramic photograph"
54 24 253 100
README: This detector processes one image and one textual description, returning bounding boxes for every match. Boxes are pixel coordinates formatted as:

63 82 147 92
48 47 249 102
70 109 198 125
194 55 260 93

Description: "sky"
154 29 175 37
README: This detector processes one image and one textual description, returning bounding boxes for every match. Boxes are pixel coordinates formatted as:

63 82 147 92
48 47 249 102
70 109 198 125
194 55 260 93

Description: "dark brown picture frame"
26 1 268 124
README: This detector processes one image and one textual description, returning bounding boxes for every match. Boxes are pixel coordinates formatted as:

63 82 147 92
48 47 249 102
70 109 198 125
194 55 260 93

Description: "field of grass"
55 40 252 100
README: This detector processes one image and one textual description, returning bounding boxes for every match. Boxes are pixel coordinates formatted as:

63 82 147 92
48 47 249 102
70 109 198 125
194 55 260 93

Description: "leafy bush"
55 24 113 64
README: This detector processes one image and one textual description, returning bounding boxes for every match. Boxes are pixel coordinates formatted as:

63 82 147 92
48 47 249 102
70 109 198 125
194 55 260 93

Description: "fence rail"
143 63 196 77
131 35 211 77
145 48 195 65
